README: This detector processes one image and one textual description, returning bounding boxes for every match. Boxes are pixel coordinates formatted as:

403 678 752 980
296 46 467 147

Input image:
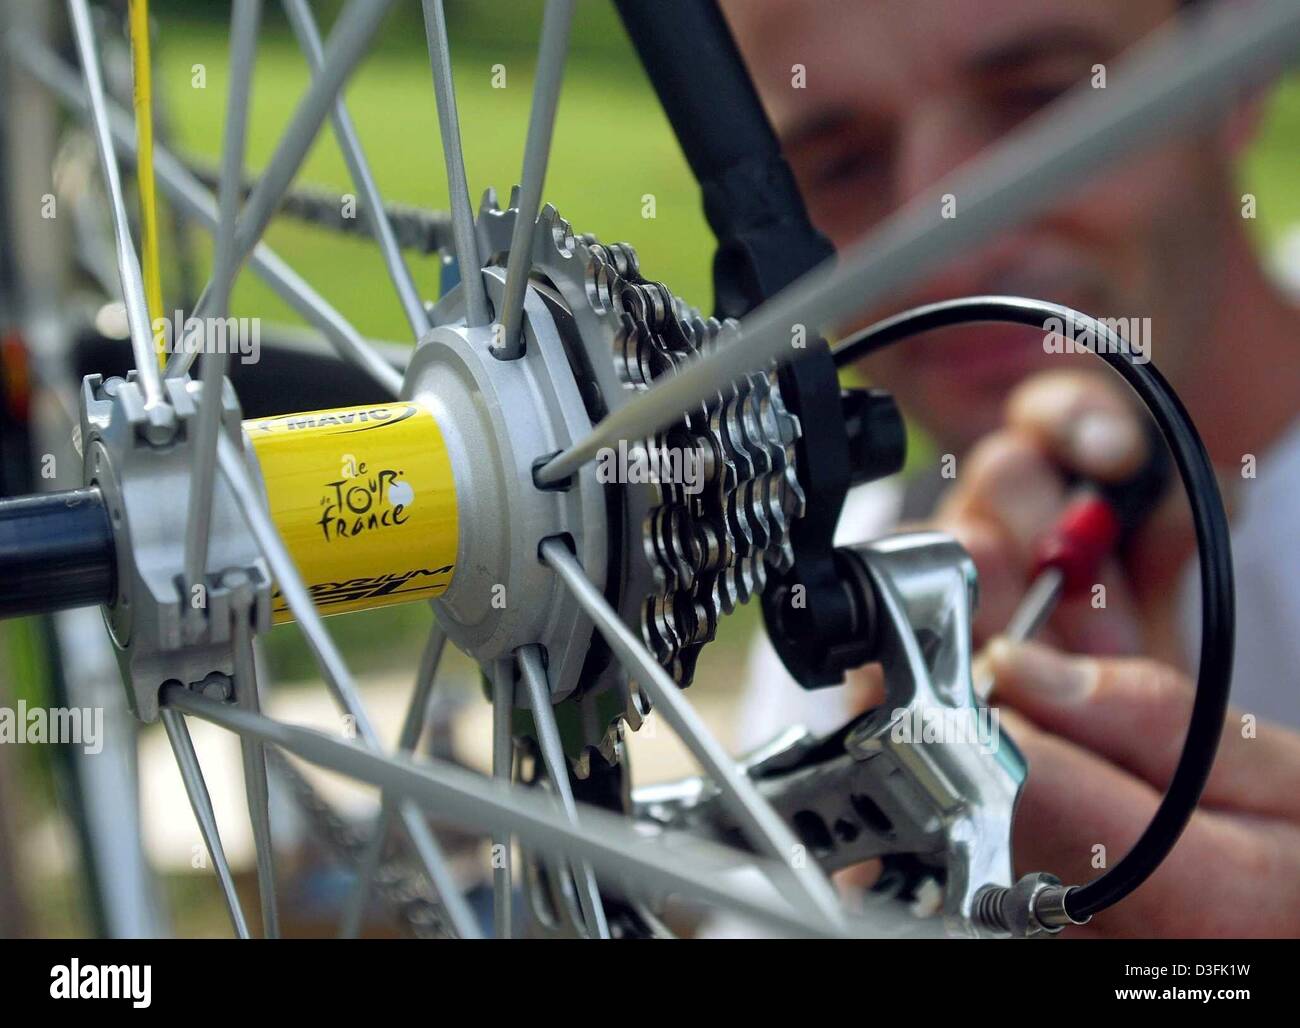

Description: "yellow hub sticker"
245 402 458 623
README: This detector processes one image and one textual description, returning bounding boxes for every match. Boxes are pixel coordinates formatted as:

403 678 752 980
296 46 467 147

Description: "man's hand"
986 639 1300 938
931 369 1212 663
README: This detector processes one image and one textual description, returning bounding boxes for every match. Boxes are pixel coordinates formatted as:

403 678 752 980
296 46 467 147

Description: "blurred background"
0 0 1297 937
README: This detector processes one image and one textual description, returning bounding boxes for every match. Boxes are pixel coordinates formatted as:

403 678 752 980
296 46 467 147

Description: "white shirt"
1177 417 1300 728
737 419 1300 750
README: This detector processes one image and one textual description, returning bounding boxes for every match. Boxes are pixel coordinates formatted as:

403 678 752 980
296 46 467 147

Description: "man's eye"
813 148 885 188
1000 82 1076 119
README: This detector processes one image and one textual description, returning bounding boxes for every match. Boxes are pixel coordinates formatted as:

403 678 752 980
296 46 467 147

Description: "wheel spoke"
65 0 165 408
496 0 575 358
163 685 839 937
286 0 430 341
516 645 608 938
160 708 251 939
534 0 1300 487
225 0 396 271
490 658 514 939
339 619 446 938
232 578 279 938
217 437 375 747
183 0 261 591
540 539 843 930
419 0 490 327
10 40 404 397
170 0 395 334
164 280 212 379
216 437 481 938
127 0 163 353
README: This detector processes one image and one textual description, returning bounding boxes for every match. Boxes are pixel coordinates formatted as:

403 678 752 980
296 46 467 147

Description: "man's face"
724 0 1232 451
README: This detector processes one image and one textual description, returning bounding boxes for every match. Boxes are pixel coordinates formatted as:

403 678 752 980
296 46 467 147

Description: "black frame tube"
613 0 833 316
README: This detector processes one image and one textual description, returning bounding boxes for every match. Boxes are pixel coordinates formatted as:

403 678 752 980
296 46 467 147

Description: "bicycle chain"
185 161 454 255
265 748 456 939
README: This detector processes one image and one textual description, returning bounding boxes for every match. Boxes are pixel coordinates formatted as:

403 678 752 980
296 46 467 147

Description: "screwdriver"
974 422 1170 702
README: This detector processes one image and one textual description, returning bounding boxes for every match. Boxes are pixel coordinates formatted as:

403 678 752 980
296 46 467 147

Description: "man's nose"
894 103 993 207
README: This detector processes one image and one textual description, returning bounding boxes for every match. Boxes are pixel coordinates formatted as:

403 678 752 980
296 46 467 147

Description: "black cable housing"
832 295 1235 921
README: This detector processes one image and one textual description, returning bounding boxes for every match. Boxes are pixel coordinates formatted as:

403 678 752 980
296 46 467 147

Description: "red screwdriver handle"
1030 420 1171 596
1030 492 1121 595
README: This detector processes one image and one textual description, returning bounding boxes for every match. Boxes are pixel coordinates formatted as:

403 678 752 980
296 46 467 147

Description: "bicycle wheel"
0 0 1278 938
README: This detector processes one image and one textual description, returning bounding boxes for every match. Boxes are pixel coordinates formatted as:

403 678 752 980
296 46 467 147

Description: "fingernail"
971 650 994 700
990 640 1098 704
980 638 1010 698
1072 412 1141 474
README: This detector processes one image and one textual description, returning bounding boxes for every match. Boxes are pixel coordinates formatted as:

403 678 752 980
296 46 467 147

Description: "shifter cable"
832 295 1234 923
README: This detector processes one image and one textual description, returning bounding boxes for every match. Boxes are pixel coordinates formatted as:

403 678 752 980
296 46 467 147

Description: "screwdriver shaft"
973 566 1064 702
1004 566 1065 643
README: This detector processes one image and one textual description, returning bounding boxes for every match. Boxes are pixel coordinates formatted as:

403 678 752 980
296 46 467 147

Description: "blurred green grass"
156 3 713 343
1243 75 1300 243
152 6 1300 338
